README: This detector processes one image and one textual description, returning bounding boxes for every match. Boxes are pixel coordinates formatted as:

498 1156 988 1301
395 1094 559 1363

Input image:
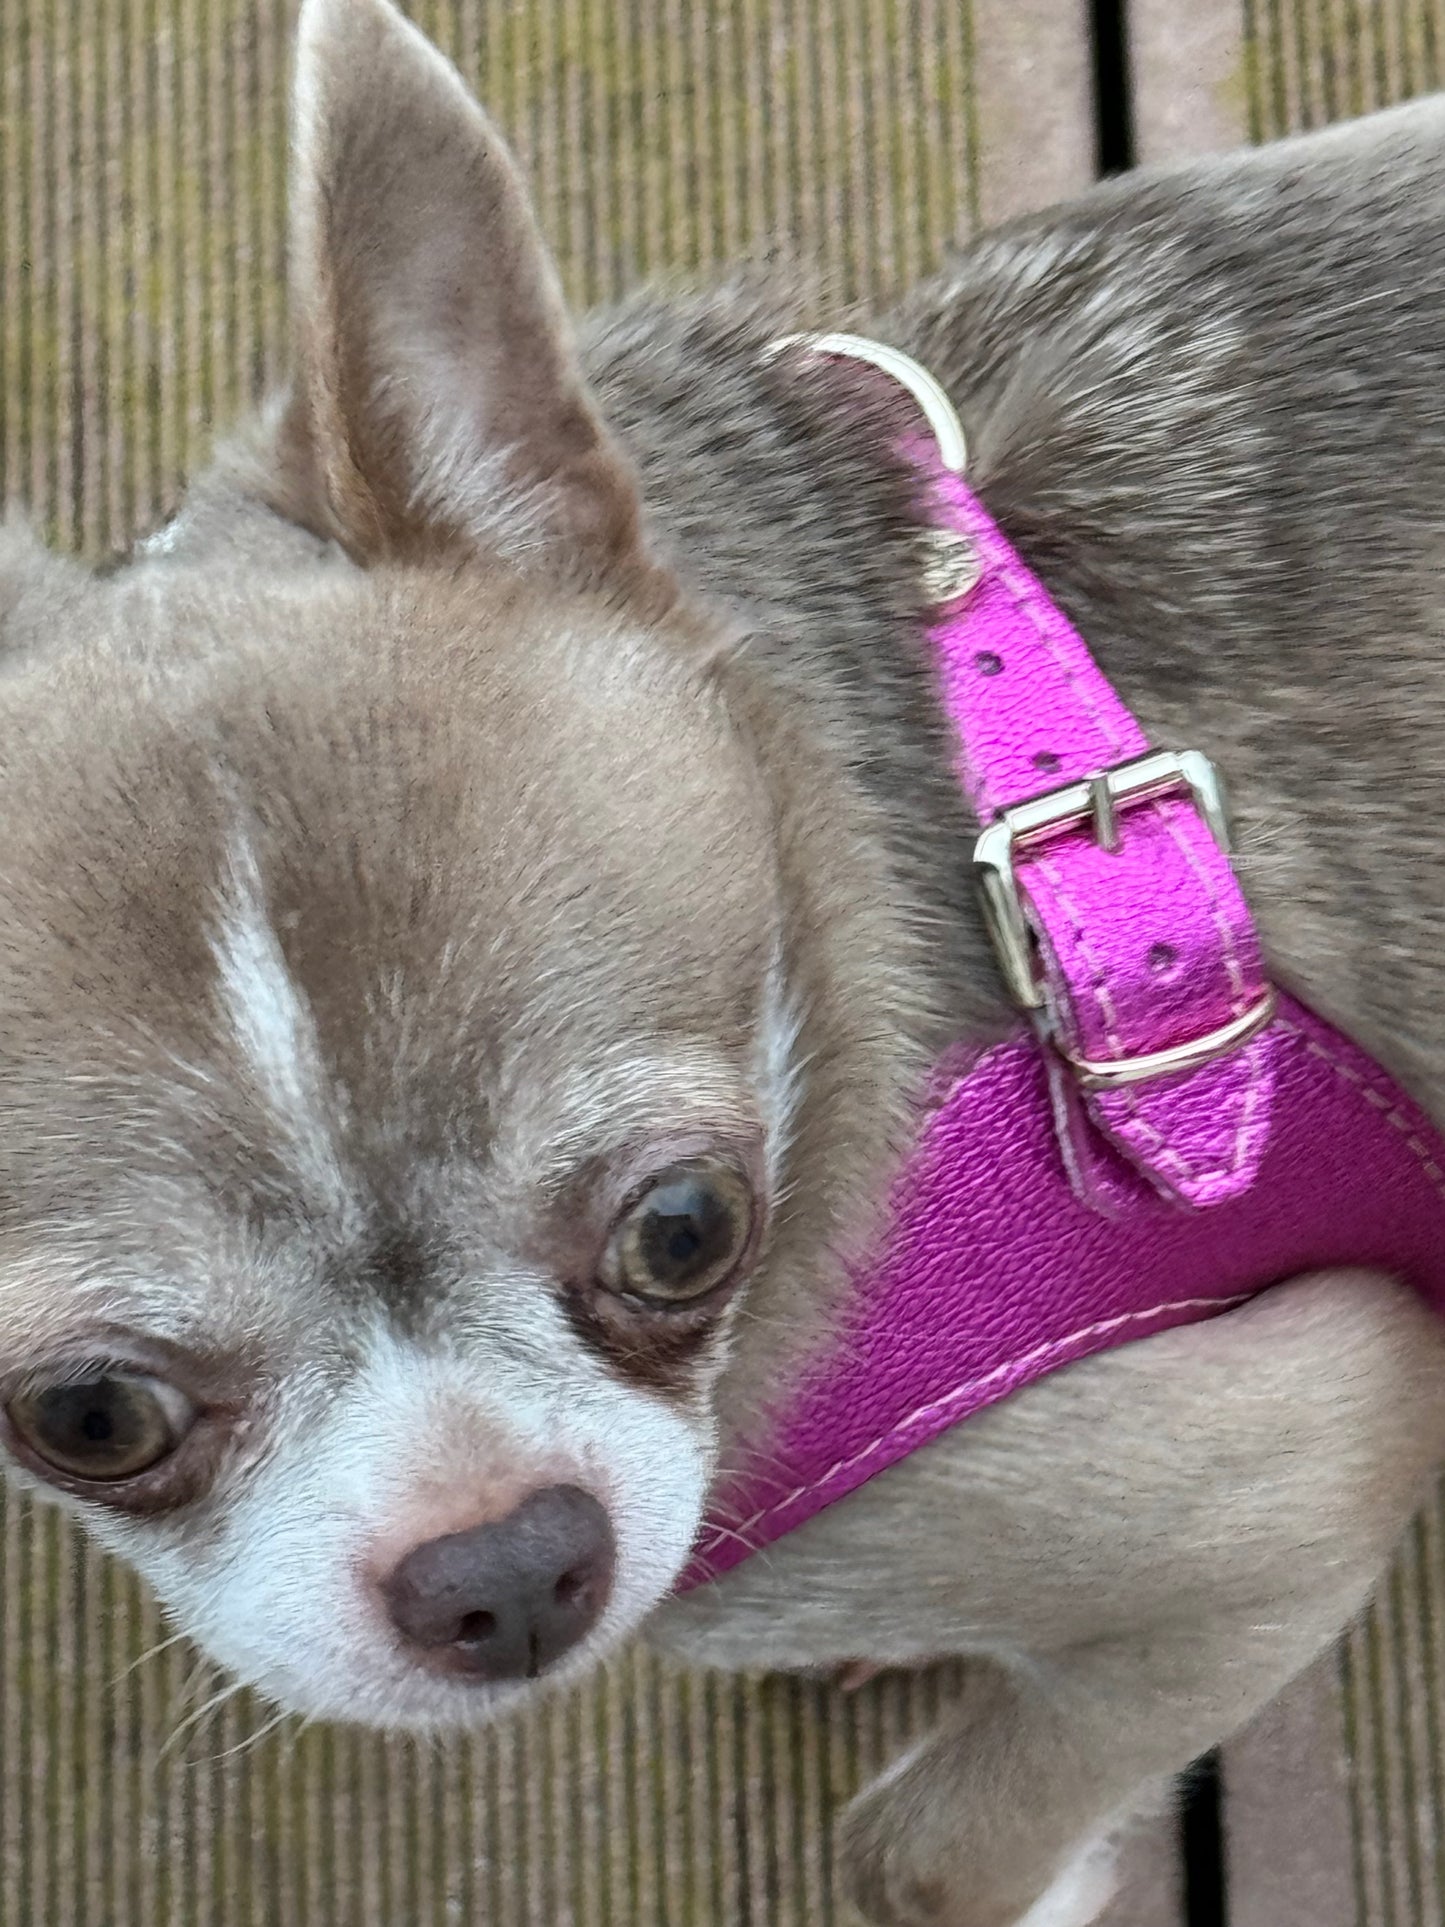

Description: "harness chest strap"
675 336 1445 1594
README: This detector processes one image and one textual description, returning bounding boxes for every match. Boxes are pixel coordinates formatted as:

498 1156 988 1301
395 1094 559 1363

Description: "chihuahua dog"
5 2 1445 1922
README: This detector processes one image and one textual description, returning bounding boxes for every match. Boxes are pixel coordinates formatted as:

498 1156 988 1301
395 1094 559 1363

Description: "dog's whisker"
692 1519 767 1558
167 1653 221 1713
185 1702 297 1769
710 1446 799 1485
113 1627 193 1683
157 1677 247 1764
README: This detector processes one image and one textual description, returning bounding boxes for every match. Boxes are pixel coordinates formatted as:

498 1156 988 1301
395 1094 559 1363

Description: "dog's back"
580 98 1445 1105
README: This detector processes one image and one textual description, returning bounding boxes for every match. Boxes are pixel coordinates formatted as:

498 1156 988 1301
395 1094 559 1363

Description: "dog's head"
0 0 925 1729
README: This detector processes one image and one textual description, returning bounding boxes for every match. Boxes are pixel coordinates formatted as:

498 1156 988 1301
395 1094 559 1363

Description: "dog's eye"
602 1162 754 1306
7 1373 194 1482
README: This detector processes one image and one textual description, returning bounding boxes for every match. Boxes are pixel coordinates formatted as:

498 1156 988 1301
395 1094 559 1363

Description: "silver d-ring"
765 331 969 475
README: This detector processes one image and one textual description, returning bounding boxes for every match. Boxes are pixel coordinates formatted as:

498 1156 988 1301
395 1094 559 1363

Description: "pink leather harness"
676 337 1445 1593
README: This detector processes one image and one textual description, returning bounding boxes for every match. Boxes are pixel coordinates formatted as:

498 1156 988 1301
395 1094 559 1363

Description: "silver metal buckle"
766 330 1277 1090
973 747 1275 1085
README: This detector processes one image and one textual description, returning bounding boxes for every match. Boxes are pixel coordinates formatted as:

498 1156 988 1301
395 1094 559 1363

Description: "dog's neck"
584 292 1009 1046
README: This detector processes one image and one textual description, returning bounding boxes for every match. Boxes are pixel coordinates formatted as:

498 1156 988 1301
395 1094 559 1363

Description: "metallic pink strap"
921 456 1276 1208
677 995 1445 1592
673 343 1425 1598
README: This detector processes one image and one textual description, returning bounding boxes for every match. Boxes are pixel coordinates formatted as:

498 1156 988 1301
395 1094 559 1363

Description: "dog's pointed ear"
277 0 656 589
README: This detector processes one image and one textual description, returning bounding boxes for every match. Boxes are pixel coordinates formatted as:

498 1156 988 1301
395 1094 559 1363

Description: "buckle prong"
1086 772 1120 853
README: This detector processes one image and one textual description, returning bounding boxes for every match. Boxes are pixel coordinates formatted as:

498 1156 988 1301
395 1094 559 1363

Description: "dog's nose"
380 1484 615 1682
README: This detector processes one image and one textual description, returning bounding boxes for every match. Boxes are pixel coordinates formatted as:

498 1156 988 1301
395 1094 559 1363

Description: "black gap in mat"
1181 1752 1229 1927
1089 0 1136 174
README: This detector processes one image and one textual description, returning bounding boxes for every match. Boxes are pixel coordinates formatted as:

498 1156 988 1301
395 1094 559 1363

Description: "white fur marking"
755 948 803 1186
1013 1834 1119 1927
211 835 348 1203
136 515 188 557
119 1283 711 1733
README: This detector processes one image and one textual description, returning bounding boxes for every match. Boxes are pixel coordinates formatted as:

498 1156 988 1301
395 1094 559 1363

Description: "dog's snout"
380 1484 615 1683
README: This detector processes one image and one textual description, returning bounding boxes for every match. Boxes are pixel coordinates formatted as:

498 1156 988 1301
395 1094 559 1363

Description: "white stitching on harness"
714 1294 1253 1554
962 522 1262 1184
962 512 1132 798
1030 849 1257 1187
1278 1017 1445 1204
705 1017 1445 1555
